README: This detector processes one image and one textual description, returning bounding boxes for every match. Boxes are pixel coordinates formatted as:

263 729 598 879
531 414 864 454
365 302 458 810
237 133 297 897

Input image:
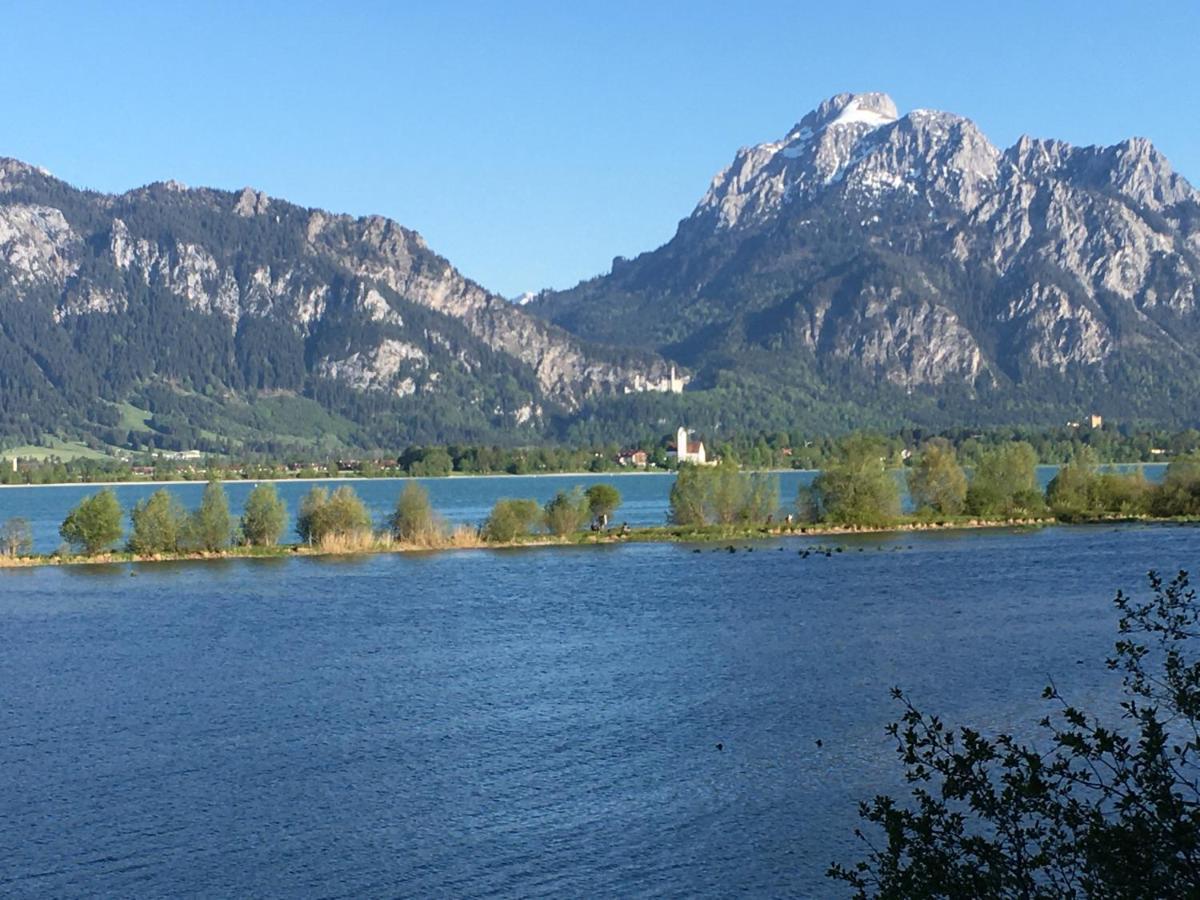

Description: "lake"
1 520 1193 896
0 464 1167 555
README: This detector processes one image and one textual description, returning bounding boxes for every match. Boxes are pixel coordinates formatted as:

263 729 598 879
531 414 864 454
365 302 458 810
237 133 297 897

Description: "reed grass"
316 529 379 554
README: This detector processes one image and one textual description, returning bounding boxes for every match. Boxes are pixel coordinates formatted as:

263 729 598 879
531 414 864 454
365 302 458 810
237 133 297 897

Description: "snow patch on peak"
829 97 898 130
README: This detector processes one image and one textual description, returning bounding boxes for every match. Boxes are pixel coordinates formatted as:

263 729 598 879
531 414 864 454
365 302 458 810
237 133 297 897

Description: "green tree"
669 463 778 526
482 498 543 542
190 478 232 551
830 570 1200 897
1045 447 1099 518
1045 450 1151 519
1149 455 1200 517
1092 469 1151 516
296 487 331 545
709 458 750 525
403 446 454 477
669 465 711 526
907 440 968 515
389 482 442 543
544 488 590 536
803 437 900 525
740 472 780 524
584 483 622 526
240 483 288 546
965 441 1045 517
296 485 372 544
0 517 33 557
59 488 124 555
128 488 189 554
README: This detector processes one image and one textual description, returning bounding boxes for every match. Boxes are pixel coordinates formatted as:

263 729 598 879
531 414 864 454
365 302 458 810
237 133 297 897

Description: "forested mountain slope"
0 161 675 451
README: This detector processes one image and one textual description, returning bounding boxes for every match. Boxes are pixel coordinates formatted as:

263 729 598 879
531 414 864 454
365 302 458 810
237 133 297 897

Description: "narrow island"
2 437 1199 569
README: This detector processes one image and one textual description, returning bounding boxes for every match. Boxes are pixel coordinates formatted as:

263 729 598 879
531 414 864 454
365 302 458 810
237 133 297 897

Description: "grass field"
1 438 116 462
115 402 153 432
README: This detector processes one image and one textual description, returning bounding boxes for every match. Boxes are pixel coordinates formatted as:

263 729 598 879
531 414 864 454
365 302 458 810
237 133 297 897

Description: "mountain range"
533 92 1200 436
2 91 1198 452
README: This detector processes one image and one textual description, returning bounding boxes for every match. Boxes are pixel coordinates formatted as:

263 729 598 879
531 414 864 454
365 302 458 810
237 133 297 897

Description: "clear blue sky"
2 1 1196 296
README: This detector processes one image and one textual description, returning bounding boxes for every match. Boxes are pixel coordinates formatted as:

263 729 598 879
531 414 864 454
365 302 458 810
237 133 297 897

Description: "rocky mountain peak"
1103 138 1197 210
0 157 53 192
233 187 270 217
689 92 1004 230
802 91 899 133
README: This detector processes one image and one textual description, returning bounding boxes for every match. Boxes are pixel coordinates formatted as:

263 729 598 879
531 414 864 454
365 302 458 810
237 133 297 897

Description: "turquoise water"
0 464 1168 554
0 521 1193 895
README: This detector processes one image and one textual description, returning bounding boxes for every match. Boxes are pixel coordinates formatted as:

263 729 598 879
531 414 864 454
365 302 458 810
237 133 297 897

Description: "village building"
617 449 649 468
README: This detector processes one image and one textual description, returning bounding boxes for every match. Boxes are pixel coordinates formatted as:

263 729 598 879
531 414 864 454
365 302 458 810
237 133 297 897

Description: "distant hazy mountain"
531 92 1200 429
0 161 676 451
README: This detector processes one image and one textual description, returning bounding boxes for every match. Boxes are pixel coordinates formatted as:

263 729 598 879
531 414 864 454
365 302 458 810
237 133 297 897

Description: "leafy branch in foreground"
829 570 1200 898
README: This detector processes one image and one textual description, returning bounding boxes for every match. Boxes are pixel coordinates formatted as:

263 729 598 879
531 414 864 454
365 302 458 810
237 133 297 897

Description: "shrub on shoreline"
965 442 1045 517
0 518 32 557
544 488 590 536
1148 455 1200 517
389 482 444 545
584 483 622 527
669 459 779 527
482 498 542 542
907 439 968 516
296 485 372 546
801 437 900 526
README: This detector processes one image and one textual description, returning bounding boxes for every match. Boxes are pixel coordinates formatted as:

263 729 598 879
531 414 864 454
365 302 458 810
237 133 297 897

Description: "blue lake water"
0 464 1167 555
0 519 1194 896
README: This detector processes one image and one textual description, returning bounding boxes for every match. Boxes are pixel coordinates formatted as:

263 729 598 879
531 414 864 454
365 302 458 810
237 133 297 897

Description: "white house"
669 426 707 465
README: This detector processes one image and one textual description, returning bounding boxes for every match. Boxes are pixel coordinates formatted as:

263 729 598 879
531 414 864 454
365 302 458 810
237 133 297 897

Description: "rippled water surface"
1 521 1194 897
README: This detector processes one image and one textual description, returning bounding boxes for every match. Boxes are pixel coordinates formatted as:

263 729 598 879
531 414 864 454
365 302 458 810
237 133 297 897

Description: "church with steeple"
669 426 707 465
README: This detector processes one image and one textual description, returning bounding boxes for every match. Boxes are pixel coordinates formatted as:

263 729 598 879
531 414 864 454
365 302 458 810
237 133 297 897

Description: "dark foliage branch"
830 571 1200 898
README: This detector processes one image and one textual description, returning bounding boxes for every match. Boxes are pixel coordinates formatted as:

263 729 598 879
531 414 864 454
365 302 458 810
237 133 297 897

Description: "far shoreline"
0 462 1170 491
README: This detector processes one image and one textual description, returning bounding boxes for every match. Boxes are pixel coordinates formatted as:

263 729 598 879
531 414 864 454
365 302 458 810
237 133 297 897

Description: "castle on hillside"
625 365 685 395
669 426 707 465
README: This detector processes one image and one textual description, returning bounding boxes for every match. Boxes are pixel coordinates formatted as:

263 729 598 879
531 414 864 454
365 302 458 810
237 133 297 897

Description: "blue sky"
2 1 1196 296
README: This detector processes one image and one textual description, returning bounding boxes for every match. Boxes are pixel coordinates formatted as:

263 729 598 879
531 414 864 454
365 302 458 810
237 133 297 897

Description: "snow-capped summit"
810 92 899 130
